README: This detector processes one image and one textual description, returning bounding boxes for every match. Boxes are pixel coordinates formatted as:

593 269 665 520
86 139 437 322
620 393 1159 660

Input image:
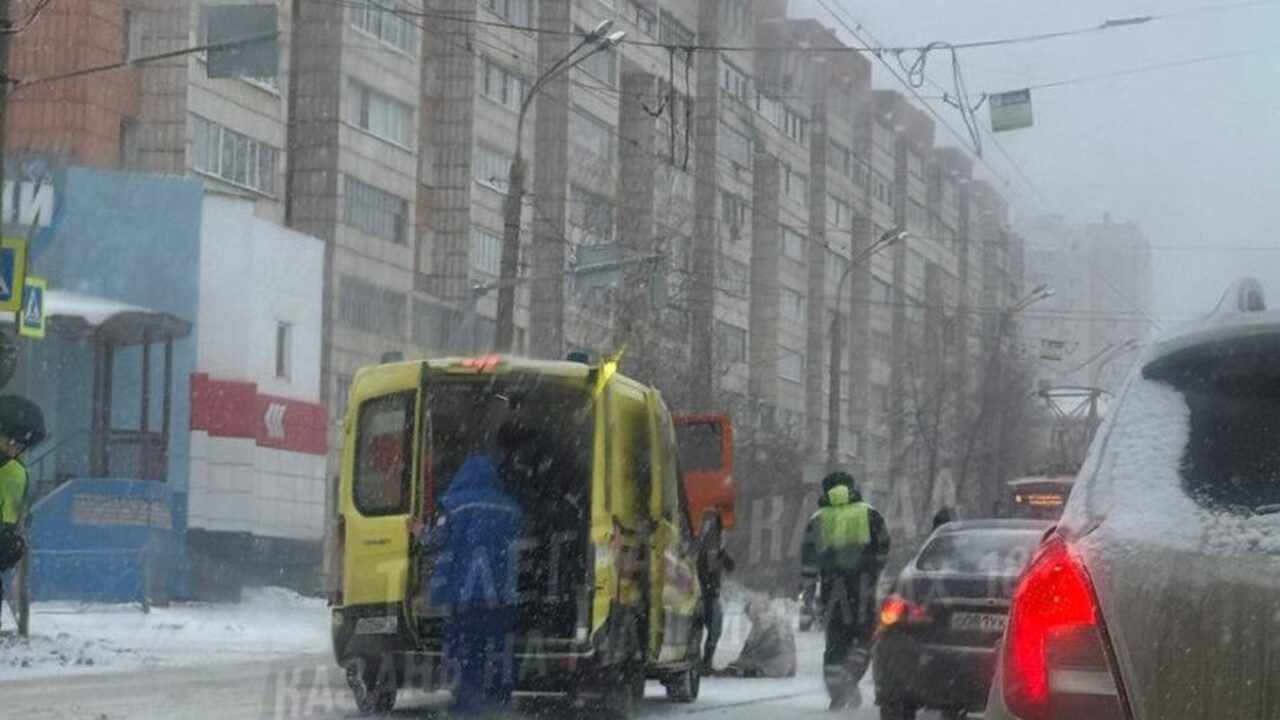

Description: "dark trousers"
821 571 876 701
702 590 723 667
446 605 516 715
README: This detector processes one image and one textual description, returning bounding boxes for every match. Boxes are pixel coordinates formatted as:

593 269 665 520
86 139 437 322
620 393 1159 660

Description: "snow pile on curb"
0 587 329 680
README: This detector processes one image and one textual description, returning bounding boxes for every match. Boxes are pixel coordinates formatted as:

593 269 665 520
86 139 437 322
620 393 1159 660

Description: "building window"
825 249 846 290
872 277 893 304
720 256 750 297
720 0 748 37
412 300 462 349
343 176 408 244
782 106 807 143
473 144 512 192
346 78 413 147
470 226 503 276
783 164 808 203
481 0 532 25
907 250 927 284
908 150 927 180
720 59 749 101
196 4 278 88
339 275 406 338
721 192 749 240
778 345 804 382
658 11 694 46
780 287 805 322
782 228 806 261
827 196 853 231
190 114 280 196
478 56 527 111
275 321 292 379
716 321 747 364
570 106 614 158
569 184 614 241
123 9 141 61
119 118 142 170
718 122 751 168
349 0 418 53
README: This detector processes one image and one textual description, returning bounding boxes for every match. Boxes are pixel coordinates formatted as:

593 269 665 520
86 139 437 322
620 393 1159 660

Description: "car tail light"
1003 536 1129 720
879 594 930 627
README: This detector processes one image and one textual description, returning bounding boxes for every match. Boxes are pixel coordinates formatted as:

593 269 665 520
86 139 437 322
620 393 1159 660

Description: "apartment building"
1021 214 1153 395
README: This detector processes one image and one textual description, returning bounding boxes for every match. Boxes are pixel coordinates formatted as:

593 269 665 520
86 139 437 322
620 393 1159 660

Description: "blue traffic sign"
19 276 45 339
0 238 27 313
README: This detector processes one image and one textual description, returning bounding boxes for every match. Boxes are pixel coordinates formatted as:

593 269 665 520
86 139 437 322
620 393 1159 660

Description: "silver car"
987 278 1280 720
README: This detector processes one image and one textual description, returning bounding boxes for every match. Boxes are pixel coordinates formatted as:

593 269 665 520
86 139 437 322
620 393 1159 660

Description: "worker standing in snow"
0 396 46 628
801 472 890 710
414 451 523 715
696 510 735 674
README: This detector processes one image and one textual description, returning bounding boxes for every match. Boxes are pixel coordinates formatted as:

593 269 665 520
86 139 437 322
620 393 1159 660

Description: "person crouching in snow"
718 597 797 678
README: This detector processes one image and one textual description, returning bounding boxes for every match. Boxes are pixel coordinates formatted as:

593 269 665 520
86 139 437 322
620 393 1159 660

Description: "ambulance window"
632 409 652 516
354 391 414 516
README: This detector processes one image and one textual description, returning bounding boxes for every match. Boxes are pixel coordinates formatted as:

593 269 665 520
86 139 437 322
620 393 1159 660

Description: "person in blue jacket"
416 451 524 715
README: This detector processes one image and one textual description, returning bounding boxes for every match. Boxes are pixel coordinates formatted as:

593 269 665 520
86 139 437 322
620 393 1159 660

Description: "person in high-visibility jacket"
800 472 890 710
0 395 47 627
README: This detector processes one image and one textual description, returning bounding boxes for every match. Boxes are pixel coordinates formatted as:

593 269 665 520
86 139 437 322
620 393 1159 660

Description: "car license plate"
951 612 1006 633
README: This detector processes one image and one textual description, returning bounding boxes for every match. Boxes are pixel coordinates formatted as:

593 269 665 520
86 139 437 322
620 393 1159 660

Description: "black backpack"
0 523 24 572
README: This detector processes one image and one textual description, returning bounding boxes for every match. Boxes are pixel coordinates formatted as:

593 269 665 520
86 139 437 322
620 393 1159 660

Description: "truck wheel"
347 660 397 715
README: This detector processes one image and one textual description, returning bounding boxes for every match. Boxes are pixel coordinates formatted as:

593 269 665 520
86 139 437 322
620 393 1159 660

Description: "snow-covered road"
0 630 964 720
0 588 964 719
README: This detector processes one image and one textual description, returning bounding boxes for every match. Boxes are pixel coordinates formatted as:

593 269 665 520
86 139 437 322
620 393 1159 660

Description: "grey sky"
792 0 1280 322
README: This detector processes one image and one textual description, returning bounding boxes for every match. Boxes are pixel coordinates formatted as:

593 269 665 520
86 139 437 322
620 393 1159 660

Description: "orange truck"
672 414 735 536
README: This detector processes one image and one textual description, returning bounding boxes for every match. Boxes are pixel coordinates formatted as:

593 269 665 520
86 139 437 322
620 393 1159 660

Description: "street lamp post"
974 283 1054 509
826 226 908 470
494 21 626 353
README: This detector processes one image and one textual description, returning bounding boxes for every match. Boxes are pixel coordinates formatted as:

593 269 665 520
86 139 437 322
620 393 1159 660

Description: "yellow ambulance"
330 355 703 715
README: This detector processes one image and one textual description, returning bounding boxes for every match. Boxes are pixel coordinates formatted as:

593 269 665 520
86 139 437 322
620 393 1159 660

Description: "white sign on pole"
990 89 1034 132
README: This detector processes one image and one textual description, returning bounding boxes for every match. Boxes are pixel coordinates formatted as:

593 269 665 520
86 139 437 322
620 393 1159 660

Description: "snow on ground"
0 587 329 681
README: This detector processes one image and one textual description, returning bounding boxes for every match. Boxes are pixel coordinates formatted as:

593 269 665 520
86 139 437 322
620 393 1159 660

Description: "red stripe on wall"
190 373 328 456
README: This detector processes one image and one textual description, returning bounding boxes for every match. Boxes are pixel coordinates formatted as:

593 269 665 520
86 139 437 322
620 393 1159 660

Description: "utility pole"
0 0 11 228
0 0 21 639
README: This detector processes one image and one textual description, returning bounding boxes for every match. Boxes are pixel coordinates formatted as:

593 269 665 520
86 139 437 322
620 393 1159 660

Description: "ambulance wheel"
664 651 701 703
347 659 397 715
603 666 643 718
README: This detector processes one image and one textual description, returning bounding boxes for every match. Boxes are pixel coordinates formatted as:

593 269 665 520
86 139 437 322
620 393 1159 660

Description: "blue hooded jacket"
426 455 523 609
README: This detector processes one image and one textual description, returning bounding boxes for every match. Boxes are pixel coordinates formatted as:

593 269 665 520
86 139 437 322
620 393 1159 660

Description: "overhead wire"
325 0 1280 55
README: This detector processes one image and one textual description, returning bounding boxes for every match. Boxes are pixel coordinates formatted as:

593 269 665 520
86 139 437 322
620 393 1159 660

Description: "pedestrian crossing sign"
0 238 28 314
19 276 45 339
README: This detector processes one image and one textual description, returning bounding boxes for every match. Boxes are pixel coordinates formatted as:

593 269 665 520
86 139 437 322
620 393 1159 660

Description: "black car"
873 519 1050 720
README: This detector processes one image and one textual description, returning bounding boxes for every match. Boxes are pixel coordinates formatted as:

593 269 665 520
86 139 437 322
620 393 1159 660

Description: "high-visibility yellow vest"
815 485 870 570
0 459 28 525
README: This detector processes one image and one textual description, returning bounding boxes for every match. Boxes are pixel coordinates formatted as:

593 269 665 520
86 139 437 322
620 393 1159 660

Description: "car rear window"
916 530 1042 575
1145 333 1280 513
